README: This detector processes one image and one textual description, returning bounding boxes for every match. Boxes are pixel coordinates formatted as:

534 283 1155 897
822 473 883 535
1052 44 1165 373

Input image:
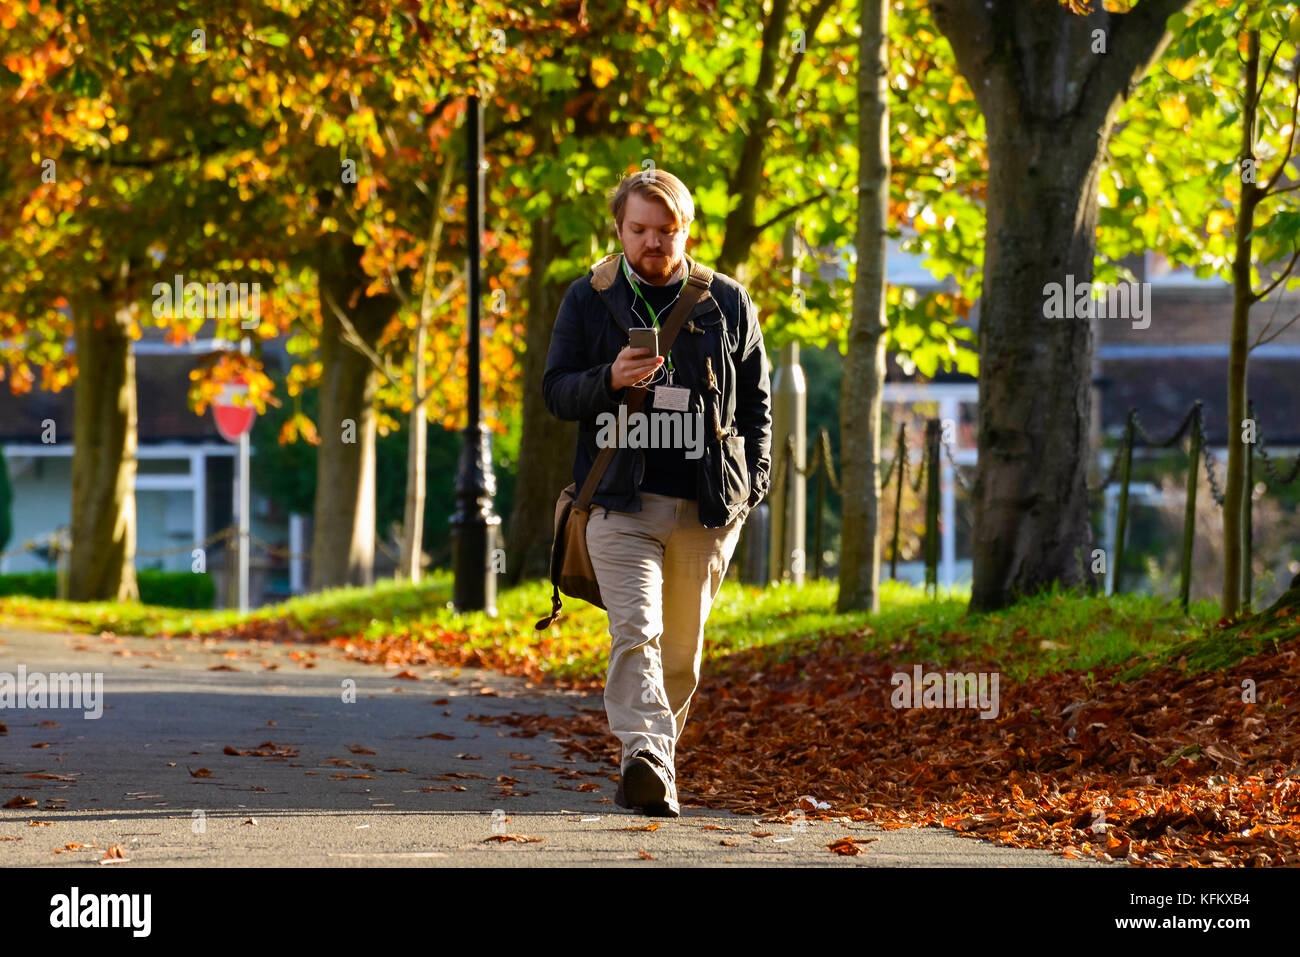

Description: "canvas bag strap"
575 262 712 512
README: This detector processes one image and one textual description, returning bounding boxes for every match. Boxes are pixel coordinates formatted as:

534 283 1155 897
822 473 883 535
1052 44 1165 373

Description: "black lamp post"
450 94 500 615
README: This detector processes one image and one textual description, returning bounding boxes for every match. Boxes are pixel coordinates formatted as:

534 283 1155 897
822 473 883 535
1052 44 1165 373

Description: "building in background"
0 331 302 607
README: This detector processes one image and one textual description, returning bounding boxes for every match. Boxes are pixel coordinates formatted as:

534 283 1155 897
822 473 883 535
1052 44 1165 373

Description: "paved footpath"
0 626 1109 868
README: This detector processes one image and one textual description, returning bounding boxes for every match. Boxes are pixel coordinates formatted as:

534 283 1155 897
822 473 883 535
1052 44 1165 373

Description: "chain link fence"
773 418 943 591
768 399 1297 607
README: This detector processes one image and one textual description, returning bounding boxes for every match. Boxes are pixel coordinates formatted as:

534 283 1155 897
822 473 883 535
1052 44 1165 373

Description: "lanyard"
623 255 687 375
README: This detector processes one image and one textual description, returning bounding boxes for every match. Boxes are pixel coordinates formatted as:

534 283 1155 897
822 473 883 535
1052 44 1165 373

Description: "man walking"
542 169 772 817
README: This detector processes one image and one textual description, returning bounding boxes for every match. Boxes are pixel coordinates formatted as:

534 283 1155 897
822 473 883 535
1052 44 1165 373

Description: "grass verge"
0 573 1252 684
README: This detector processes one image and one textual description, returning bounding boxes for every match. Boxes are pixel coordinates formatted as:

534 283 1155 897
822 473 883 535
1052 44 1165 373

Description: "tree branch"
322 287 401 390
1251 245 1300 303
776 0 838 101
1252 309 1300 349
1084 0 1191 127
753 164 853 232
756 0 793 99
1267 179 1300 195
60 142 232 168
346 91 409 306
1262 59 1300 195
483 114 533 147
1259 36 1285 93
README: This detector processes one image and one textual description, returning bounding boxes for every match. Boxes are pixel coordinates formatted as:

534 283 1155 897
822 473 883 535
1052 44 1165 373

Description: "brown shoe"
618 749 679 818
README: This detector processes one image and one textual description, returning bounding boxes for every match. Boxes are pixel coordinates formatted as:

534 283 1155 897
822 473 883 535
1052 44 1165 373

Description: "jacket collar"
590 251 716 332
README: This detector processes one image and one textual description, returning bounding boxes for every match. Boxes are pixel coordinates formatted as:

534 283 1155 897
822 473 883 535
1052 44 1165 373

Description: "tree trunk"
505 210 577 583
1223 28 1260 619
310 239 400 590
399 351 428 584
398 158 454 584
716 0 792 279
968 121 1103 610
68 289 138 602
930 0 1187 611
837 0 889 613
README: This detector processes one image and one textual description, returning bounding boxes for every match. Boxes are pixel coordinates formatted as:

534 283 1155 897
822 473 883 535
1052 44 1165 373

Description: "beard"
634 250 680 284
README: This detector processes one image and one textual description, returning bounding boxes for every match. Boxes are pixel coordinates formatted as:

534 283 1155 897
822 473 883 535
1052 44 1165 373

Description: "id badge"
653 385 691 411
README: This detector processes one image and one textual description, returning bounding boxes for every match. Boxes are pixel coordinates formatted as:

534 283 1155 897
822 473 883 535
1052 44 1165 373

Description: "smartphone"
628 326 659 357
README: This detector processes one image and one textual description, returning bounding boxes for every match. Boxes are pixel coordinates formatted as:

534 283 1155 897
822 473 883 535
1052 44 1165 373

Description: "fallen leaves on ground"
324 629 603 691
479 632 1300 868
826 837 876 856
482 834 543 843
225 742 299 757
156 587 1300 867
3 796 38 808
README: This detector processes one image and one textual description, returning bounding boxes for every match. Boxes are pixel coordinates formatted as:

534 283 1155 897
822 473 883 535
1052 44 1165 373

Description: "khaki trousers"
585 491 746 805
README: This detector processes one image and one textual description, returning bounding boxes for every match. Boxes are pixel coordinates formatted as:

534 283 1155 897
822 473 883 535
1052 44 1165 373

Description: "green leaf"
69 65 103 98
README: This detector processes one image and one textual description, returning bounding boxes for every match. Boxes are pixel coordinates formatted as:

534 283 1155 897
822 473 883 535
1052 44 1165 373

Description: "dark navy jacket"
541 251 772 528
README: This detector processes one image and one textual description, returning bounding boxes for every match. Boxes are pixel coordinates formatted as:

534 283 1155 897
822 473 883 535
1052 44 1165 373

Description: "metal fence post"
924 420 940 596
1243 405 1254 614
54 526 70 601
890 423 906 581
1112 410 1135 596
739 501 770 585
1178 403 1202 611
812 434 826 580
769 343 806 584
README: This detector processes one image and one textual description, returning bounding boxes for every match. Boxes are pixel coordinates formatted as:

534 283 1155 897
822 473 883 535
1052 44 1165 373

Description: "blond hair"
608 168 695 231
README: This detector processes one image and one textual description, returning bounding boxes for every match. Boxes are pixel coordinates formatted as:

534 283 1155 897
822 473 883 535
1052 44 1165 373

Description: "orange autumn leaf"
826 837 863 856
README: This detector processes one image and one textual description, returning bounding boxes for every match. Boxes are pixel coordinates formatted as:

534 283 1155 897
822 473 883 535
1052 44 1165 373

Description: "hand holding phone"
628 326 658 357
611 328 663 389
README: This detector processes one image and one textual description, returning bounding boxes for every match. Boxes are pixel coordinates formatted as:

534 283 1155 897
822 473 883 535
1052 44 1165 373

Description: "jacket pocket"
720 431 749 506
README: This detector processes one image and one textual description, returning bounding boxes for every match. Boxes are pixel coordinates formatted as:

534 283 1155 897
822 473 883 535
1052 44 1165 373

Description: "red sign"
213 377 255 442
